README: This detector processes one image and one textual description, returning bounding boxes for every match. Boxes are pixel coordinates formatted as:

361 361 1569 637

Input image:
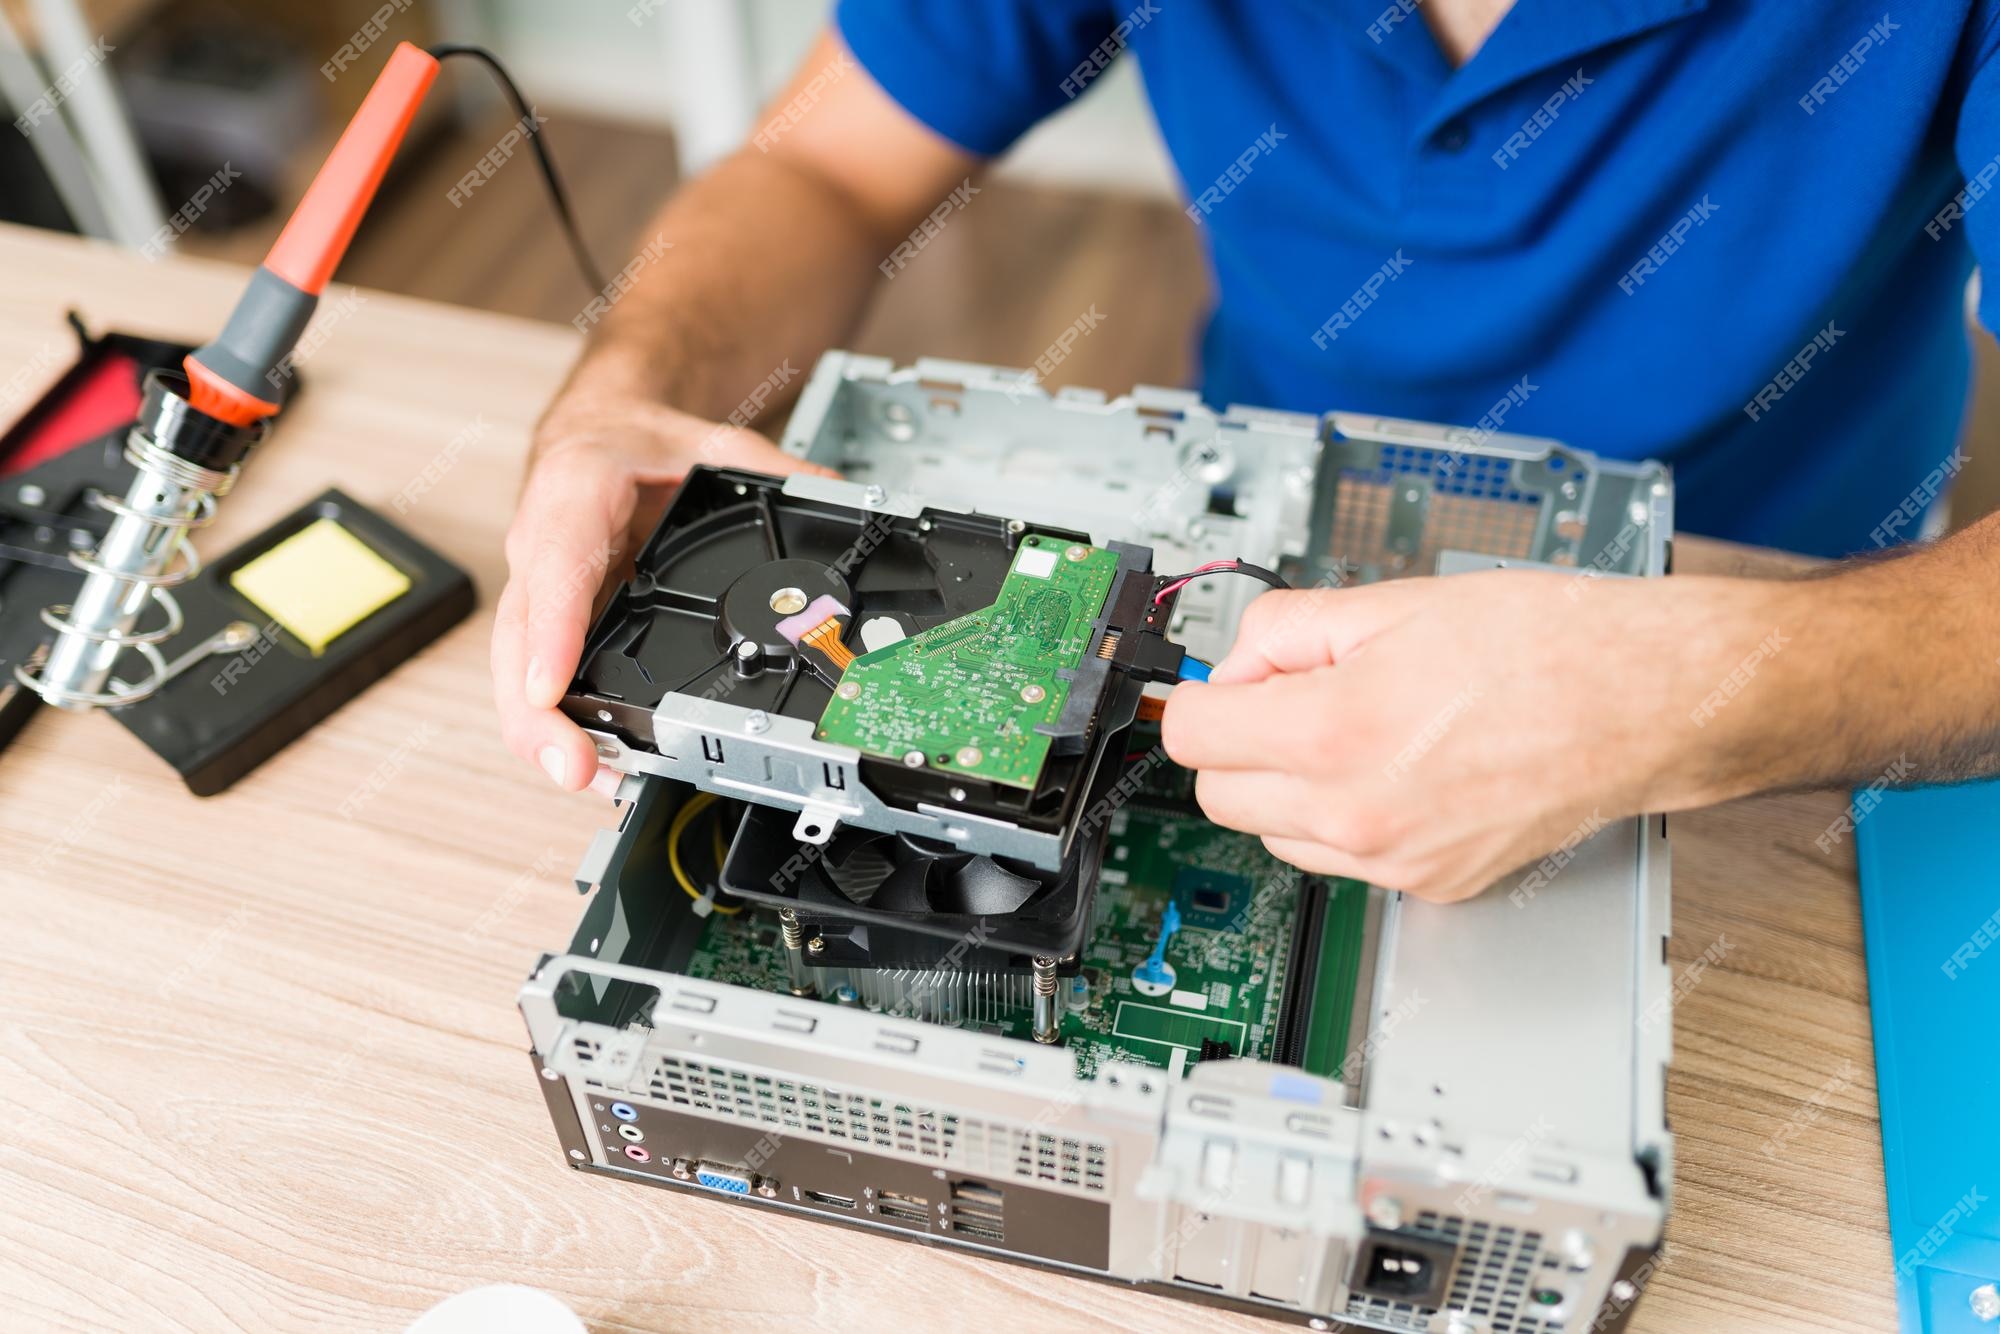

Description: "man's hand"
486 25 978 792
1161 570 1803 902
491 390 834 792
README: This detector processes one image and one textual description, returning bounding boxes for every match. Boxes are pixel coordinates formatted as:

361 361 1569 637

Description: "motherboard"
685 736 1370 1082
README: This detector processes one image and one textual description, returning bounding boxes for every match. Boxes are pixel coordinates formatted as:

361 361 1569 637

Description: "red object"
183 362 280 427
0 349 144 478
184 40 439 426
1153 560 1243 605
264 42 440 296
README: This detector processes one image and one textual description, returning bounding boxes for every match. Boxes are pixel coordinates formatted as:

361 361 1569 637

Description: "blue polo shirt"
835 1 2000 557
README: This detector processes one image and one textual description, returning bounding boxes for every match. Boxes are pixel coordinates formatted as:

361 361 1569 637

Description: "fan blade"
820 829 898 904
940 856 1040 915
871 857 940 913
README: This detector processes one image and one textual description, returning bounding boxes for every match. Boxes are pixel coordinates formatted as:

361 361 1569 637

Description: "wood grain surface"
0 225 1894 1332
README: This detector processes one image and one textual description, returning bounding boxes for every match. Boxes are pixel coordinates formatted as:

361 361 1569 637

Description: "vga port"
694 1162 753 1195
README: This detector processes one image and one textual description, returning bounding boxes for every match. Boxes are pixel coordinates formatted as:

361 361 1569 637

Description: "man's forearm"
551 149 895 432
1674 511 2000 806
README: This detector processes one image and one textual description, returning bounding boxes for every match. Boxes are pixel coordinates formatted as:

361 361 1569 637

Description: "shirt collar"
1335 0 1713 136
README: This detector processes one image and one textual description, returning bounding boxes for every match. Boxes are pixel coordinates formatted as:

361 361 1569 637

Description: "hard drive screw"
948 786 967 802
1006 519 1025 534
902 749 925 767
1064 545 1087 562
864 484 886 506
1971 1284 2000 1322
807 936 826 957
837 681 861 700
16 483 45 507
1020 684 1045 703
1366 1195 1403 1229
745 710 770 734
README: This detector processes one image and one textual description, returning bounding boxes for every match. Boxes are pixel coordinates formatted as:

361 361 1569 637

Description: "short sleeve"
1952 3 2000 330
834 0 1125 156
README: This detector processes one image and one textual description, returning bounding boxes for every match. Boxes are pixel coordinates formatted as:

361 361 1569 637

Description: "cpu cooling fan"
816 827 1052 916
721 803 1099 970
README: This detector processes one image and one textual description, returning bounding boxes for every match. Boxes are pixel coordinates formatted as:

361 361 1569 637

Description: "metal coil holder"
14 372 263 711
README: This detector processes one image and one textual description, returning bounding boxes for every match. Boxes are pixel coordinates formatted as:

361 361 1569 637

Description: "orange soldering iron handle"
184 41 440 426
264 41 439 296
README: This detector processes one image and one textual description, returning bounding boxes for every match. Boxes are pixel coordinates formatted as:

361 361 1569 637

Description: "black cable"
1152 559 1292 604
427 43 610 296
1216 560 1289 591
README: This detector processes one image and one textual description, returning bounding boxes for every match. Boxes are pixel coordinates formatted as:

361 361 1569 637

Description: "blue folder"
1854 780 2000 1333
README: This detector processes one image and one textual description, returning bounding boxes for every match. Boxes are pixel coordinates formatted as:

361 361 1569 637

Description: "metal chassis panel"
523 351 1674 1332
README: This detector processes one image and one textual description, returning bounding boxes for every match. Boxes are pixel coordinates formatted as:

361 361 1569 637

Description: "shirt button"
1437 120 1469 152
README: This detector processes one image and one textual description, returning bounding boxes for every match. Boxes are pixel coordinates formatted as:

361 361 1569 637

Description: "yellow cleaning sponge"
229 517 411 655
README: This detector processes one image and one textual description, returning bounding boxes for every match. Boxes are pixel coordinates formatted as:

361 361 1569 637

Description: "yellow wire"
668 791 741 914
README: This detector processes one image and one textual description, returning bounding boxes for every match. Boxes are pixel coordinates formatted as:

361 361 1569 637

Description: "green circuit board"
813 534 1120 789
683 755 1371 1083
1058 806 1305 1077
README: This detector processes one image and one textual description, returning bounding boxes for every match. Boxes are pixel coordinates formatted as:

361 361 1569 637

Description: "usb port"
878 1200 929 1225
953 1219 1005 1243
880 1190 929 1210
951 1181 1003 1209
803 1189 856 1210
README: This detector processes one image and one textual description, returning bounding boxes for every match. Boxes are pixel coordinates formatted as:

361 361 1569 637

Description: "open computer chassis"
520 352 1675 1332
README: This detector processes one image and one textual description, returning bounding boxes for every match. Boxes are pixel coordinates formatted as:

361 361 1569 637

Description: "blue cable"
1135 901 1181 987
1177 656 1212 683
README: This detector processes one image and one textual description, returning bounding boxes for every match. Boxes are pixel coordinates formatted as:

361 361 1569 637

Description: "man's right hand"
491 389 835 793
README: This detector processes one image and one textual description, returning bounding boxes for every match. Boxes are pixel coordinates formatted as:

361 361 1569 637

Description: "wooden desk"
0 225 1894 1333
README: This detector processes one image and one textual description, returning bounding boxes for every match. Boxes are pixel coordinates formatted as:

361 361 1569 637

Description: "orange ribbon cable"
800 617 856 671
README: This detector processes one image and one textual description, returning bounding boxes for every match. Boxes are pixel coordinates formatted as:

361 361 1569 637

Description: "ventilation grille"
615 1049 1109 1192
1329 448 1542 578
1343 1211 1562 1334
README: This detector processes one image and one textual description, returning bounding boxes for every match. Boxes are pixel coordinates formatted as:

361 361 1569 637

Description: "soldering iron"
17 42 598 711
